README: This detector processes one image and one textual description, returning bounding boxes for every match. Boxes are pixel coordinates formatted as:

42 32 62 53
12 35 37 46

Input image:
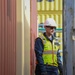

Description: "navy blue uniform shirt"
34 33 53 73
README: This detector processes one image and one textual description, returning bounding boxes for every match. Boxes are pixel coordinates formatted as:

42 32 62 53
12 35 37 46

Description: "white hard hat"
44 18 57 27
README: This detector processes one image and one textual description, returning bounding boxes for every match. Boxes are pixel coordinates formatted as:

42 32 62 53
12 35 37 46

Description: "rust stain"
68 8 74 15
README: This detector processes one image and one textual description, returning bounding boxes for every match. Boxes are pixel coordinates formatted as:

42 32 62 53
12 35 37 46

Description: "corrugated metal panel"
37 0 62 27
30 0 37 75
63 0 75 75
37 0 62 11
37 14 62 28
0 0 16 75
37 0 63 50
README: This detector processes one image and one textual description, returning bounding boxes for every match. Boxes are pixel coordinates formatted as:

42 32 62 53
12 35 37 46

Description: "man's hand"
41 72 47 75
60 71 63 75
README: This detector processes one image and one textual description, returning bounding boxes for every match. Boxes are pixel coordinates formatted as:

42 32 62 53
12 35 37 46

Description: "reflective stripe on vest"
43 50 57 54
39 33 58 66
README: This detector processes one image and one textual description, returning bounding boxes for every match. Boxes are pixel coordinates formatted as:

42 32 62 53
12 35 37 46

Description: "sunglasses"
46 26 56 29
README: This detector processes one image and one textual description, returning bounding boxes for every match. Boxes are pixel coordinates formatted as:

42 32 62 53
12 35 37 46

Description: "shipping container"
30 0 37 75
0 0 75 75
16 0 37 75
0 0 16 75
63 0 75 75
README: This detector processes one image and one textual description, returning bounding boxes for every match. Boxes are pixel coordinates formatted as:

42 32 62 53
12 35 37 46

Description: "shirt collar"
43 32 54 42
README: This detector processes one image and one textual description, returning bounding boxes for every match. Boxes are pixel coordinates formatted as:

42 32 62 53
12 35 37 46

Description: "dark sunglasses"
46 26 56 29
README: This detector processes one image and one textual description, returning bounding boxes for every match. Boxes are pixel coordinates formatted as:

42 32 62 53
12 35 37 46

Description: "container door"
0 0 16 75
63 0 75 75
30 0 37 75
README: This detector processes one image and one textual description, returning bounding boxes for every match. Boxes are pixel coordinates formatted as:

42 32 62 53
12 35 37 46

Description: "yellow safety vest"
39 34 59 67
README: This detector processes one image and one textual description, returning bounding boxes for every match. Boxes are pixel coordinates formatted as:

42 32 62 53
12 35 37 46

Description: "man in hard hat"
34 18 63 75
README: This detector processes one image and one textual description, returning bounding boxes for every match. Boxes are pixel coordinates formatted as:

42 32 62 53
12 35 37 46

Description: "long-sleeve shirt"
34 33 53 72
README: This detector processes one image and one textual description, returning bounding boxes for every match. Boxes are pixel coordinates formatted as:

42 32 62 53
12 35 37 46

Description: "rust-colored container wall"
0 0 16 75
30 0 37 75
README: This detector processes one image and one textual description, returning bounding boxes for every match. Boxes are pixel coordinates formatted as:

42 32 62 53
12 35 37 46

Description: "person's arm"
57 50 63 75
35 38 47 74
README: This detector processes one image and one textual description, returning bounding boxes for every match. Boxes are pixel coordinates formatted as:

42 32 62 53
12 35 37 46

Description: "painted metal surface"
73 1 75 74
37 0 62 10
30 0 37 75
63 0 75 75
37 0 63 50
0 0 16 75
